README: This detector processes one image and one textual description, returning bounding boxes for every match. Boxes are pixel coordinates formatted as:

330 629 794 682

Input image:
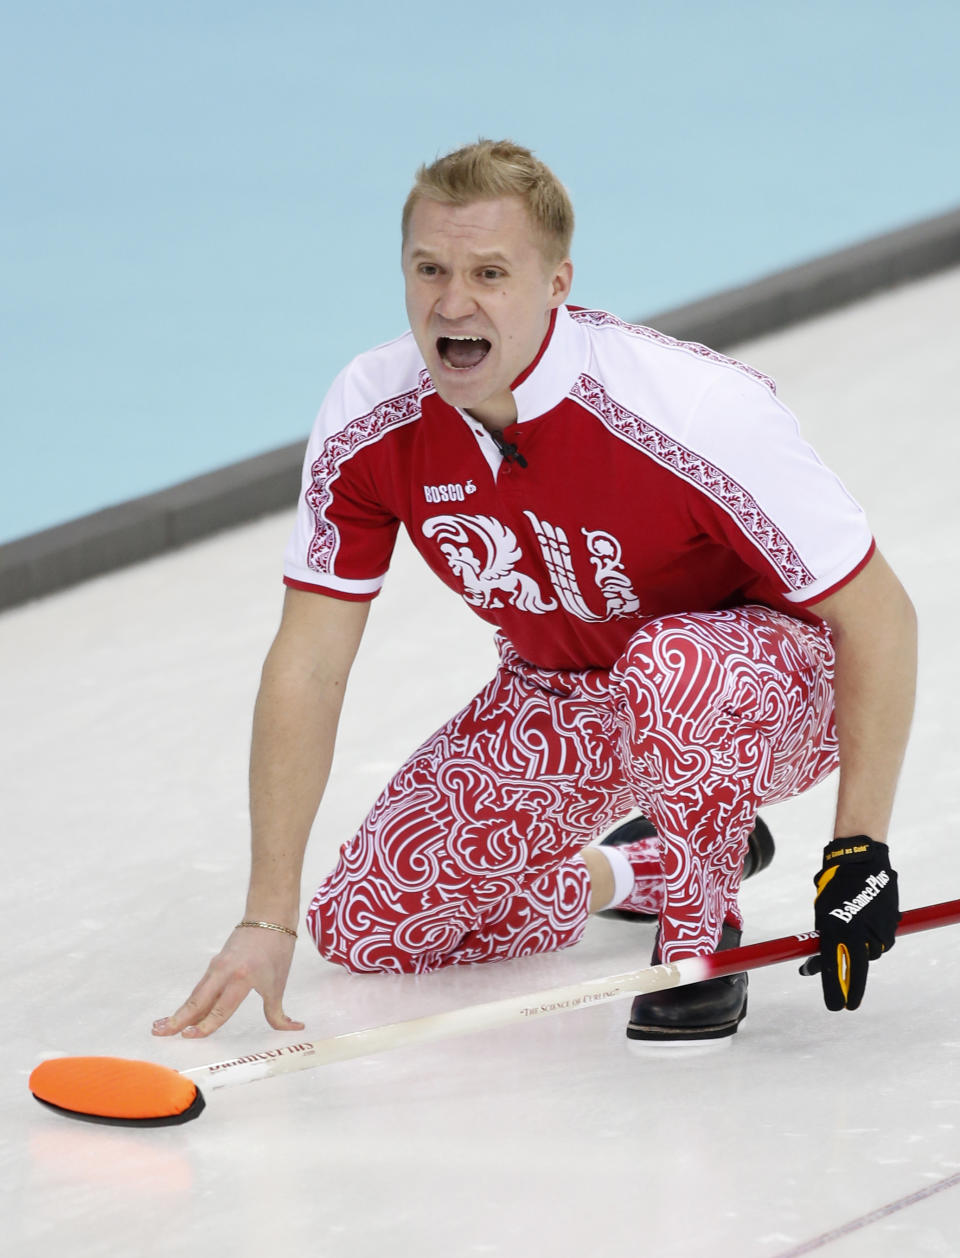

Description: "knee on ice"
307 899 461 975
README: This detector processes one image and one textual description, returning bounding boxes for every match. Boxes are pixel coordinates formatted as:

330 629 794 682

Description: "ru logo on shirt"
422 511 641 620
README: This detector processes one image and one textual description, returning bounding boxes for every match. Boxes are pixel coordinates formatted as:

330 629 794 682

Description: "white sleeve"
686 368 874 603
282 364 398 599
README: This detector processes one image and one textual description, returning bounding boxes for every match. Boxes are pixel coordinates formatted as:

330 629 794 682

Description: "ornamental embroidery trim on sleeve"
570 307 778 395
571 373 815 591
305 377 429 574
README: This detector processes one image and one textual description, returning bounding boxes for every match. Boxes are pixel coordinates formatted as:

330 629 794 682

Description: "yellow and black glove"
809 837 900 1011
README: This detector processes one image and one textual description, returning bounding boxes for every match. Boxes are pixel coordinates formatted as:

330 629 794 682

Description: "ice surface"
4 268 960 1257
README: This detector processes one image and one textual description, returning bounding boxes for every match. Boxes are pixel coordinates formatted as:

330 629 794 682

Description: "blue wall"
3 0 959 542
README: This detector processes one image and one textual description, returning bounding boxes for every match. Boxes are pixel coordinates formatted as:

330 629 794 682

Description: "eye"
417 263 441 277
480 268 504 281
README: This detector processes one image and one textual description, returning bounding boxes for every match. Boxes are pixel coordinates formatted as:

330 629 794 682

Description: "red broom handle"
702 898 960 981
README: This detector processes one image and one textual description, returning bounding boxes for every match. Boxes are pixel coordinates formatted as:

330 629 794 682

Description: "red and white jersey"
283 304 873 671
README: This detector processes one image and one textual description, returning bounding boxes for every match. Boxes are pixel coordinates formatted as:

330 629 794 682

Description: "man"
154 140 916 1046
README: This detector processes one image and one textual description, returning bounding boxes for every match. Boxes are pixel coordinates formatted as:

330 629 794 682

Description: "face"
402 196 573 428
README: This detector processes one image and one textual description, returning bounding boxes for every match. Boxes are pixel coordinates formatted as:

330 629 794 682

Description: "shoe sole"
626 1037 734 1057
625 996 748 1042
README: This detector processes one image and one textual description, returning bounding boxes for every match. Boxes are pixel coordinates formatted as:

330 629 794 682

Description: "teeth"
445 335 484 341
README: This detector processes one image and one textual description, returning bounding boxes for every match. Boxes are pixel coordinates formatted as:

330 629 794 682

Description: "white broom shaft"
183 898 960 1093
183 955 712 1091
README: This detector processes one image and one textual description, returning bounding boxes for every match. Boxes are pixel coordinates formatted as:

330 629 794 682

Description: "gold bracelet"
236 919 298 938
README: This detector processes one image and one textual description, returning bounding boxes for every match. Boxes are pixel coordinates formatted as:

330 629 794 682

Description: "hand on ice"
153 924 305 1038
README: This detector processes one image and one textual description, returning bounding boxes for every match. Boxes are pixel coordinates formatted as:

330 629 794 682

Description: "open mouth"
437 335 491 371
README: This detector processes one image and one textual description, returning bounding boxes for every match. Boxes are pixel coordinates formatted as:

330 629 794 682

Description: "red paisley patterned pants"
307 606 838 970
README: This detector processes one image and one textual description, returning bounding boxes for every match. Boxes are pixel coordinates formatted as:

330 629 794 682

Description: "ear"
548 259 574 308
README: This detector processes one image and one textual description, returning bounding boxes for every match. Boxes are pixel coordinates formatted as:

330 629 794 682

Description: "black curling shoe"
626 924 748 1043
597 814 775 923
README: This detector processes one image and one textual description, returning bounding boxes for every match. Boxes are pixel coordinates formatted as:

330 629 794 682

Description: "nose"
434 273 478 322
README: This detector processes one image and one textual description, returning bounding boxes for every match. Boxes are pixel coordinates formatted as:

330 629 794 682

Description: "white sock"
593 844 635 911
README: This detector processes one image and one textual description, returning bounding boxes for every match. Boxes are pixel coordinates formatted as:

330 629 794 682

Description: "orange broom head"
29 1056 205 1126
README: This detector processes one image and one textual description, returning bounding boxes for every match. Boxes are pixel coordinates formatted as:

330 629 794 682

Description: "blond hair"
402 139 574 264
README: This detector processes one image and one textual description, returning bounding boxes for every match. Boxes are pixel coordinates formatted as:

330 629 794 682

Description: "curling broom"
29 898 960 1126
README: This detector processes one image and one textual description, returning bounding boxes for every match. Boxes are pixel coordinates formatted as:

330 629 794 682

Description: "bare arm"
245 588 370 926
809 548 917 842
154 588 369 1037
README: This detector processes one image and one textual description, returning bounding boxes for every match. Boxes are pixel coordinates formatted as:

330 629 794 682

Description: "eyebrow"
408 247 512 265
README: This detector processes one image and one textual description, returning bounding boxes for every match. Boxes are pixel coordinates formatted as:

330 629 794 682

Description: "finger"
262 976 304 1026
263 994 305 1031
844 944 870 1011
153 971 225 1036
799 955 822 977
181 979 252 1038
865 927 893 960
819 942 847 1012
